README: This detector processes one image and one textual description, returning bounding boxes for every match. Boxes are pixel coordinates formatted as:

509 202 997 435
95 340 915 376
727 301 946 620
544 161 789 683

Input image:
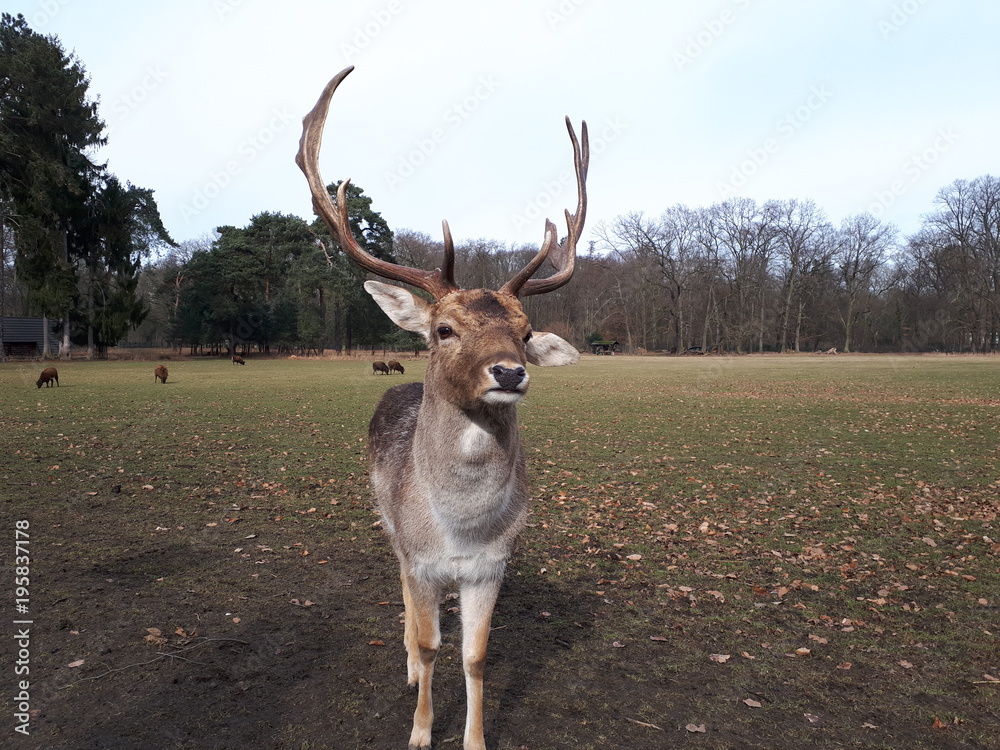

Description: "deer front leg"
402 573 441 750
459 578 502 750
400 572 420 686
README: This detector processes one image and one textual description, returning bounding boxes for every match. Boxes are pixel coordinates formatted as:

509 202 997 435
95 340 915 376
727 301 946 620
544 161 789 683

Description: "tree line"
127 176 999 357
3 13 998 357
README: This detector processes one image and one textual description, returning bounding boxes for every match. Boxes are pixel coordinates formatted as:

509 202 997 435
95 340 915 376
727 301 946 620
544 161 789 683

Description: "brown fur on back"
36 367 59 388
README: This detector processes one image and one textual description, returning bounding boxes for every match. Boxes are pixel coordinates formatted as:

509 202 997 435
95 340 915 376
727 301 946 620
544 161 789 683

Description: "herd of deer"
297 66 589 749
31 65 589 750
35 353 406 389
34 354 241 389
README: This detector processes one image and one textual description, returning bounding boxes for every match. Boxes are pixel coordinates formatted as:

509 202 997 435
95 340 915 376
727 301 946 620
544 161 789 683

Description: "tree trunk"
780 276 795 351
701 285 713 351
86 263 96 360
843 297 855 353
60 312 71 360
794 300 803 352
42 314 51 359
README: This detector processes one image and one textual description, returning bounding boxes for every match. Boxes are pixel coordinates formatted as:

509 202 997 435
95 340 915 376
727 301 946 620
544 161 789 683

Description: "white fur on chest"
458 420 496 461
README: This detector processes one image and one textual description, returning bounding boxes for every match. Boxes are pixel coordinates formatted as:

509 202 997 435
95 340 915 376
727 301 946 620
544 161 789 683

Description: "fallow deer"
296 66 588 750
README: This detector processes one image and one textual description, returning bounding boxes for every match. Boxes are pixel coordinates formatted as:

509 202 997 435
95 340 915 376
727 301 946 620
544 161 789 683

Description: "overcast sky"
9 0 999 252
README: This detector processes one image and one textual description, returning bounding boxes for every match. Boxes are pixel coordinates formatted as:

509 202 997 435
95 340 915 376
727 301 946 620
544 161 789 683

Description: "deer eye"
523 331 533 344
437 325 453 339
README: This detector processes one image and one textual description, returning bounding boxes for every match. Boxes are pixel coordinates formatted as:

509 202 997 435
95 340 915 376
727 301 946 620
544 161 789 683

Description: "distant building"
1 317 59 358
589 339 621 355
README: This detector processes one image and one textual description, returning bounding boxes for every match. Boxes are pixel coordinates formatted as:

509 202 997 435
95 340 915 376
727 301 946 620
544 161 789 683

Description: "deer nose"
491 365 526 391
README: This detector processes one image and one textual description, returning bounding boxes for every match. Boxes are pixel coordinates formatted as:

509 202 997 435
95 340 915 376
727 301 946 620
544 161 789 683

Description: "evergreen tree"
0 13 106 357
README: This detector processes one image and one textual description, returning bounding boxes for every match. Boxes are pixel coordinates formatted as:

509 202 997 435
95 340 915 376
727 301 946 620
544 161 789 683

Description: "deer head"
295 66 588 410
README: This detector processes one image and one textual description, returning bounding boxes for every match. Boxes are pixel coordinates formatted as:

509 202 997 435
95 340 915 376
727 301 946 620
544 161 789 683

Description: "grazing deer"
297 66 588 750
372 360 390 375
36 367 59 388
232 355 246 365
154 365 168 384
387 360 404 375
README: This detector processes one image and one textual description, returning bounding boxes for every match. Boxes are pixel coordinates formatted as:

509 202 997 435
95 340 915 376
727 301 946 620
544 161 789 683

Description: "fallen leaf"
612 641 626 648
685 723 707 733
899 660 913 669
650 636 668 642
626 554 642 561
743 698 762 708
66 659 85 668
836 662 853 670
368 639 385 646
931 716 947 729
862 722 878 730
709 653 731 663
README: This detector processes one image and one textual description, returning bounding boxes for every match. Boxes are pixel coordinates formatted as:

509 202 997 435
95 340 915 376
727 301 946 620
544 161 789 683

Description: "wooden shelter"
1 317 59 358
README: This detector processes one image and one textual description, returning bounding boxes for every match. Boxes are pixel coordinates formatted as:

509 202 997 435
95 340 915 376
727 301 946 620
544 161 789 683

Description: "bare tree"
770 198 833 351
704 198 779 352
835 213 897 352
918 175 1000 350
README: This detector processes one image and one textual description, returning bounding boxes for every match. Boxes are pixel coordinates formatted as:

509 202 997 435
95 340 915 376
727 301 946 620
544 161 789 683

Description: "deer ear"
364 281 433 339
526 332 579 367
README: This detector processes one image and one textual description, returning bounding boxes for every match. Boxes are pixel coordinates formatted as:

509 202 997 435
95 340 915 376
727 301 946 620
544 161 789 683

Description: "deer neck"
416 387 521 471
411 386 526 536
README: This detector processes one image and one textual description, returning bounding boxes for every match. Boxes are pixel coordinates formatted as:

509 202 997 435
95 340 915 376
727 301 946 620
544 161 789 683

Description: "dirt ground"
12 501 631 750
8 489 994 750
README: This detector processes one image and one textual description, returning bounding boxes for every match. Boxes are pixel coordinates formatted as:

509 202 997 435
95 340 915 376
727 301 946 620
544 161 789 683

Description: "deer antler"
297 67 588 300
500 118 590 298
296 66 459 300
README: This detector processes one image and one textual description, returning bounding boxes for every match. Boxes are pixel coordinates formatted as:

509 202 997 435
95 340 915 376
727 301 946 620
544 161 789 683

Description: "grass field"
1 353 998 749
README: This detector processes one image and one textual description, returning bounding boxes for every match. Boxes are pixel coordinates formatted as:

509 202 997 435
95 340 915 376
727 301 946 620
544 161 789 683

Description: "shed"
1 317 59 358
590 339 621 355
